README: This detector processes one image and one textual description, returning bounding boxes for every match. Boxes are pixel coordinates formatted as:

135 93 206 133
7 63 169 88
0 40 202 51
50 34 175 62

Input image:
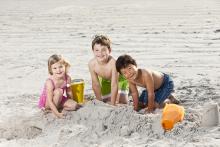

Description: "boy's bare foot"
168 94 180 104
158 99 171 108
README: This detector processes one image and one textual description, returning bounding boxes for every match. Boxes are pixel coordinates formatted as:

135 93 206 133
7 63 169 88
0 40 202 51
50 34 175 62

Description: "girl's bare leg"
53 89 63 107
45 88 63 109
63 99 79 111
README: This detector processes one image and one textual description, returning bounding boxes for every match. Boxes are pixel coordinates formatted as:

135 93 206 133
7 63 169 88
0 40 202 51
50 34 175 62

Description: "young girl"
38 54 80 118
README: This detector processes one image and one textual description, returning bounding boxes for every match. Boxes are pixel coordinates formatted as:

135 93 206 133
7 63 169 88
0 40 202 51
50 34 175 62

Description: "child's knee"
120 96 128 104
118 93 128 104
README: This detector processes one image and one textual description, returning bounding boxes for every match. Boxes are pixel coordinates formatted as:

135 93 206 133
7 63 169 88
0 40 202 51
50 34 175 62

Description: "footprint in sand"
0 124 42 140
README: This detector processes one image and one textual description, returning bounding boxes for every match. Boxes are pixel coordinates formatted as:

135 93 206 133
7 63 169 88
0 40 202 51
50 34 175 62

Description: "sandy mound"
1 99 219 147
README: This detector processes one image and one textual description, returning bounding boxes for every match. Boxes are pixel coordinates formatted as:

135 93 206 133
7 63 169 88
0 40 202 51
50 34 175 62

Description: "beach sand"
0 0 220 146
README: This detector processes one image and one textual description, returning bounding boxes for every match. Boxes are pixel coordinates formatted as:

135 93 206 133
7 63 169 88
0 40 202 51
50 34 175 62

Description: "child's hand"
145 107 154 113
145 104 155 113
117 103 126 107
106 101 116 106
56 112 65 118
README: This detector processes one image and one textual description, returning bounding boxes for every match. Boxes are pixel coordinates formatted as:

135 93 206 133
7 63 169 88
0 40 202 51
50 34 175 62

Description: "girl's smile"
51 61 66 78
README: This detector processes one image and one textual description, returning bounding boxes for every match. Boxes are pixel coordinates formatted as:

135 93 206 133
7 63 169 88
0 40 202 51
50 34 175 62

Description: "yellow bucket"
70 79 84 103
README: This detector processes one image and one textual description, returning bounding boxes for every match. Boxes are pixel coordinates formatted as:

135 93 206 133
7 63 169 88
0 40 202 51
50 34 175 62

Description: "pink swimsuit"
38 77 68 109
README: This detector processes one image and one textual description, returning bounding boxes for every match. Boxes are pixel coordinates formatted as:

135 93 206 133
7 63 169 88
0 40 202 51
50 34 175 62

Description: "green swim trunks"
98 75 129 98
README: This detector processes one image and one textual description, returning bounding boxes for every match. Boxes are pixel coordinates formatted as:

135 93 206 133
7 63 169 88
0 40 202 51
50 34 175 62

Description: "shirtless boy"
88 35 129 105
116 54 179 112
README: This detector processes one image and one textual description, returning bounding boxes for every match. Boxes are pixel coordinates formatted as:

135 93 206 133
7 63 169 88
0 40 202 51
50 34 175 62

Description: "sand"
0 0 220 146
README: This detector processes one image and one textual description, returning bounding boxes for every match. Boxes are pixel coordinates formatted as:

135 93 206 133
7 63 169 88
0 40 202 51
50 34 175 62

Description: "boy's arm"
66 75 73 99
110 65 118 105
45 80 62 118
88 62 102 100
129 82 139 111
144 71 155 112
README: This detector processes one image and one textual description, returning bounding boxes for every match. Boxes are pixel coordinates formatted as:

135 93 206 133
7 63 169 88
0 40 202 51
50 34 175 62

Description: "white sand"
0 0 220 146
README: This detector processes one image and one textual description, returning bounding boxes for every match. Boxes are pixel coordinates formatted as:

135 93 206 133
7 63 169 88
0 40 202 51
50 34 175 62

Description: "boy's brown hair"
92 35 111 50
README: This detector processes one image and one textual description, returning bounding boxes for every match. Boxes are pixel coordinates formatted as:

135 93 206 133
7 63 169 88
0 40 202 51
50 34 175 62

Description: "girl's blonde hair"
48 54 70 75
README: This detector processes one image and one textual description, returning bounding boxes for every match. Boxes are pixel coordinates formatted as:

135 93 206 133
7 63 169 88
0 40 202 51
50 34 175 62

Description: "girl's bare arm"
66 75 73 99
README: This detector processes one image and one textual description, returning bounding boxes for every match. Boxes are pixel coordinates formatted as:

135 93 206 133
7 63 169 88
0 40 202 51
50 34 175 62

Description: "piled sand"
0 98 219 147
0 0 220 146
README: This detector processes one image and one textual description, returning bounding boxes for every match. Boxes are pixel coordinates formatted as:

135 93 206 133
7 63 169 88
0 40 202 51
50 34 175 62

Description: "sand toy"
161 104 185 131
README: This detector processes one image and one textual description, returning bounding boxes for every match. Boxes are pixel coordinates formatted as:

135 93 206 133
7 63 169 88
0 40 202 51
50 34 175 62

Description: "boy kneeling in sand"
116 54 179 113
88 35 129 105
